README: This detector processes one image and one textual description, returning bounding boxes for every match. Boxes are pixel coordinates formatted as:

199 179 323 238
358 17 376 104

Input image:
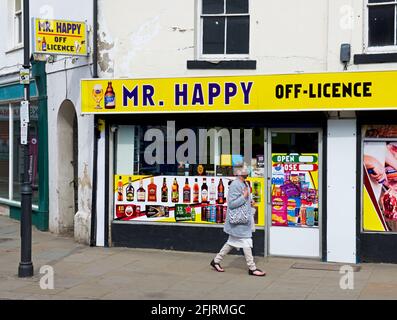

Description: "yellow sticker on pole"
32 18 88 56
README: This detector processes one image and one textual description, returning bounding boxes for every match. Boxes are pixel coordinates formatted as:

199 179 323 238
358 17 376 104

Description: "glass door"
267 130 322 258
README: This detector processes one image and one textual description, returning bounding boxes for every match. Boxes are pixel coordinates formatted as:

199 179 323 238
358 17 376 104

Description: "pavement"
1 215 397 300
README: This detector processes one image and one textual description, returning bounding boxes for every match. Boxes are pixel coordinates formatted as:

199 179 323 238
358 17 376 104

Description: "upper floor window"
199 0 250 58
368 0 397 47
13 0 23 46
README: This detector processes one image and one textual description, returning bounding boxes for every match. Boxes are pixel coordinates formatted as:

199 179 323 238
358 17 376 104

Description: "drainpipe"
90 0 99 246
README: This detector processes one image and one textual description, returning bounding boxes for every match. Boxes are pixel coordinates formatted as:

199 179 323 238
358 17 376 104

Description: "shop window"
0 105 10 199
362 125 397 233
12 104 39 203
0 103 39 206
367 0 397 48
113 124 265 227
199 0 250 58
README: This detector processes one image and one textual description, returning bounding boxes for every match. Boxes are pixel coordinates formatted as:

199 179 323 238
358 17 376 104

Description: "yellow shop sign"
81 70 397 114
33 18 88 56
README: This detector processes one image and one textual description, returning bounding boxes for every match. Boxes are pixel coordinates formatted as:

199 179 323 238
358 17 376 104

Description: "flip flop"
210 260 225 273
248 269 266 277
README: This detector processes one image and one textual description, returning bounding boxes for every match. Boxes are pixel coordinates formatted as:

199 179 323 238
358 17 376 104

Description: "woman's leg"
243 247 257 271
214 243 233 264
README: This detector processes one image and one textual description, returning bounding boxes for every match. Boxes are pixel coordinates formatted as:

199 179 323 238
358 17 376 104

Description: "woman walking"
211 167 266 277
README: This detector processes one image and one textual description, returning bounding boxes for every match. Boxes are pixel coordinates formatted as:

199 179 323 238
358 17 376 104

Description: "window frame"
365 0 397 53
196 0 251 60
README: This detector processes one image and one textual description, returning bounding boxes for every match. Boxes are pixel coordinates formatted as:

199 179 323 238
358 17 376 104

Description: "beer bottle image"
183 178 191 204
193 178 199 203
161 178 168 203
172 178 179 203
253 182 261 203
191 207 196 222
137 179 146 202
147 177 157 202
126 177 134 202
104 81 116 109
117 176 124 202
209 178 216 204
201 178 209 204
42 37 47 51
218 179 225 204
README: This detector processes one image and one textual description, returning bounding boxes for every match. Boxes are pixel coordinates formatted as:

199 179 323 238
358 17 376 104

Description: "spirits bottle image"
126 177 134 202
201 178 209 204
183 178 191 204
161 178 168 203
117 176 124 202
172 178 179 203
218 179 225 205
209 178 216 204
104 81 116 109
193 178 199 203
147 177 157 202
137 179 146 202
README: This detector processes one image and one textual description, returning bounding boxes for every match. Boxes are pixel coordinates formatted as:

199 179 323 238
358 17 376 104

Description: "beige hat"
235 165 249 176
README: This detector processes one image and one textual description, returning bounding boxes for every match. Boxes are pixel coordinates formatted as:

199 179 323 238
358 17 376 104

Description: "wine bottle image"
209 178 216 204
161 178 168 203
218 179 225 205
172 178 179 203
148 177 157 202
137 179 146 202
193 178 199 203
183 178 191 204
201 178 208 204
126 177 134 202
117 176 123 202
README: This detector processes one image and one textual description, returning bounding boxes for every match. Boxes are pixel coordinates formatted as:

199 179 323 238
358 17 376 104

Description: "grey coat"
224 179 253 239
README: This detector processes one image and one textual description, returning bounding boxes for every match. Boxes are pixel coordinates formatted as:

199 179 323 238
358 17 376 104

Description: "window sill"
0 198 39 211
354 53 397 64
187 60 257 70
5 44 24 54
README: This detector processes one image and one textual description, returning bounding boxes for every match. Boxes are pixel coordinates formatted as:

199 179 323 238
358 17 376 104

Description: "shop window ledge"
187 60 257 70
354 53 397 64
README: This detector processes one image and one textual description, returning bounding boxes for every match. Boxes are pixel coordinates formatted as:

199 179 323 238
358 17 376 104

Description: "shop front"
0 61 49 231
81 70 397 263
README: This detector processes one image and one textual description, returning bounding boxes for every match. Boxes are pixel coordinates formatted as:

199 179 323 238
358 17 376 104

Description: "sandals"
249 269 266 277
210 260 225 273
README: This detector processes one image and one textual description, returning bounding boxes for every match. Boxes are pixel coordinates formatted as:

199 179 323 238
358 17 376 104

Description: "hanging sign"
32 18 88 56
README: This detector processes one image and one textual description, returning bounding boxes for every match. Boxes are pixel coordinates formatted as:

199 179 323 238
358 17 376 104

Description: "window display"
114 175 265 227
363 125 397 232
114 124 266 227
271 154 319 228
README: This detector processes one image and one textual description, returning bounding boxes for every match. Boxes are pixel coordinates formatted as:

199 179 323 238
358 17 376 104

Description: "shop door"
267 130 322 258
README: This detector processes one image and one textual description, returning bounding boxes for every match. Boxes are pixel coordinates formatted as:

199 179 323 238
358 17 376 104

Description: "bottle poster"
271 154 319 228
113 175 265 227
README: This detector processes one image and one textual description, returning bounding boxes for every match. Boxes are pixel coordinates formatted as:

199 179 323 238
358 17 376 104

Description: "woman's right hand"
243 187 249 199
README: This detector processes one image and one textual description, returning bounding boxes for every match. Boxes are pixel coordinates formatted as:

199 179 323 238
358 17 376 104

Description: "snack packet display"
272 195 288 226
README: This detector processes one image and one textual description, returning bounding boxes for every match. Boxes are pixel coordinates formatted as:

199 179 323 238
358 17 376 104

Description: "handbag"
228 201 251 225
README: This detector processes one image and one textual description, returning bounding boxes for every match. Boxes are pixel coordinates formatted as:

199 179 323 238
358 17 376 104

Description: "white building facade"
87 0 397 264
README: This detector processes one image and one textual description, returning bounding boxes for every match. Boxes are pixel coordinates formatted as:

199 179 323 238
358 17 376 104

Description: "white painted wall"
327 119 357 264
97 0 330 78
33 0 95 244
